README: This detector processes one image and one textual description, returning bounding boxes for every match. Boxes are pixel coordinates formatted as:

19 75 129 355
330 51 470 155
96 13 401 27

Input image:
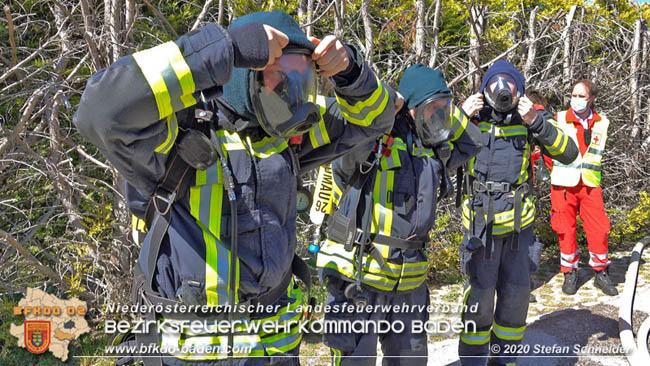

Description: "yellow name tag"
309 164 334 224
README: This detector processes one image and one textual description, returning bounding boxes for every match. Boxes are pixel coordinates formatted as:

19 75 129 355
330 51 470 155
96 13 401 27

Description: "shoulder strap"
326 148 378 251
144 146 193 228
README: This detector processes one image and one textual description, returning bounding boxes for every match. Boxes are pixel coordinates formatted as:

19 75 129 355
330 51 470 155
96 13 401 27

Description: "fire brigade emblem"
25 321 51 354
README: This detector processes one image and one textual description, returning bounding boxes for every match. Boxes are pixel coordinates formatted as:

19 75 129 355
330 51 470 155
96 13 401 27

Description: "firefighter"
74 10 396 366
544 80 617 296
458 60 578 366
315 64 482 365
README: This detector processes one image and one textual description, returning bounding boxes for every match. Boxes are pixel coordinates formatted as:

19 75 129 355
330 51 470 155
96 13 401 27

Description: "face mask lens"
252 51 319 137
485 74 518 112
416 97 454 146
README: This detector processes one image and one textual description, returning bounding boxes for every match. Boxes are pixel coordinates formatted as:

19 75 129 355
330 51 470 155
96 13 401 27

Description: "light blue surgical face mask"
570 97 589 113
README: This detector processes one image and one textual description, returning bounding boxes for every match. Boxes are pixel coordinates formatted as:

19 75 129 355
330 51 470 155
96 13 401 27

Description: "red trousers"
550 185 611 273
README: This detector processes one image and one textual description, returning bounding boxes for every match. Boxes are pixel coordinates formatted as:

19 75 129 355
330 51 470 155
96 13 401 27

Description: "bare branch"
0 230 68 291
141 0 179 38
192 0 215 31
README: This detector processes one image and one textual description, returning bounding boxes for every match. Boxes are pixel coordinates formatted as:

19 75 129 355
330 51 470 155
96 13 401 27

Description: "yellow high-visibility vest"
550 111 609 187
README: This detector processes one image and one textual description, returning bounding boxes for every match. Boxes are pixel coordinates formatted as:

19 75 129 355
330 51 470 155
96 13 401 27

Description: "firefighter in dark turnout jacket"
315 64 482 365
457 60 578 366
74 11 396 366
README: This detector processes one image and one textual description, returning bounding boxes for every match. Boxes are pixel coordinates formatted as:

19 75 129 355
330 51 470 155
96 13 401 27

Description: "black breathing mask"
249 47 321 138
483 73 520 114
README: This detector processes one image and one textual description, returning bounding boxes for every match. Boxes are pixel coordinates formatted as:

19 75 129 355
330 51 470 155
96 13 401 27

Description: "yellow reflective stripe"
204 190 223 305
516 140 530 185
462 196 536 234
319 242 426 291
492 322 526 340
133 46 173 119
382 171 394 235
460 284 490 345
317 251 397 291
335 75 383 114
132 41 196 119
331 348 342 366
245 135 288 158
335 77 389 126
463 284 471 306
308 104 330 148
402 262 428 276
208 150 224 305
258 283 303 334
412 144 435 157
396 275 426 291
178 335 263 359
460 330 491 345
168 46 197 108
260 322 302 355
319 242 401 277
154 114 179 154
478 122 527 137
189 141 234 307
451 105 469 141
370 170 393 258
545 128 569 156
380 145 402 170
162 318 264 360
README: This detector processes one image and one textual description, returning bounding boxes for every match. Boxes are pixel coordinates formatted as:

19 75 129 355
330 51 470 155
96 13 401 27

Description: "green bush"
609 191 650 244
427 208 465 285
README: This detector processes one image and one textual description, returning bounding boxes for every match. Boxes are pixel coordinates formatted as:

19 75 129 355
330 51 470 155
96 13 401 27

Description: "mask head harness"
249 47 321 138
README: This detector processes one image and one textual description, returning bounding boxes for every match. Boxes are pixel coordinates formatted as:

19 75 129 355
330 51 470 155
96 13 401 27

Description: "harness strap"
455 166 464 209
144 147 192 228
326 149 377 251
484 126 497 260
485 191 495 260
365 231 426 250
510 183 530 251
435 143 453 200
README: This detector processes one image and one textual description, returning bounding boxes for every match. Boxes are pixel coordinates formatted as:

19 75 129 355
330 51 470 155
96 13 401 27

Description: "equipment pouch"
176 129 218 170
326 212 357 251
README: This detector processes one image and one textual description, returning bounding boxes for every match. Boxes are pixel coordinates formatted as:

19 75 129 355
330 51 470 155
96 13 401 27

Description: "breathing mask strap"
434 143 453 200
491 109 513 125
213 97 252 132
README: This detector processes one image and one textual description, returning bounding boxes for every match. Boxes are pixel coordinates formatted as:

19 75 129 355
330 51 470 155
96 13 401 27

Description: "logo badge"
592 133 602 146
25 321 51 354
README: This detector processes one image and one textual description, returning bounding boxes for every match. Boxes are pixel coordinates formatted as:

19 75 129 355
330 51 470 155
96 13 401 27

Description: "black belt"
352 228 425 250
470 181 530 258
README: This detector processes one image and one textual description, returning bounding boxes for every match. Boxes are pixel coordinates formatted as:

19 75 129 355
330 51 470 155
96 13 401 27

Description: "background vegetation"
2 0 650 361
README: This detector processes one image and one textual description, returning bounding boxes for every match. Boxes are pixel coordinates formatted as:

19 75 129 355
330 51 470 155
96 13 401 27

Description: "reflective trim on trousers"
492 322 526 341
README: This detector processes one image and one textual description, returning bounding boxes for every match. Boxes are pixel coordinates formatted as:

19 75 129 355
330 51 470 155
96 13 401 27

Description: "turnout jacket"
317 105 482 292
461 108 579 237
74 23 394 360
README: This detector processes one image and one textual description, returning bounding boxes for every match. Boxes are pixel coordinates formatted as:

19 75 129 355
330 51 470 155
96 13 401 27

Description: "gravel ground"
298 246 650 366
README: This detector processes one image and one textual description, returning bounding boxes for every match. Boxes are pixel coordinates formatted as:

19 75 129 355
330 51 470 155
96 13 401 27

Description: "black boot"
562 269 578 295
594 267 618 296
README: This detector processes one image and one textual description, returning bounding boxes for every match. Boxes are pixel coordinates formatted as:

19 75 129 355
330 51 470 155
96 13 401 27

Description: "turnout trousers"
458 226 534 366
322 276 429 366
550 185 611 273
